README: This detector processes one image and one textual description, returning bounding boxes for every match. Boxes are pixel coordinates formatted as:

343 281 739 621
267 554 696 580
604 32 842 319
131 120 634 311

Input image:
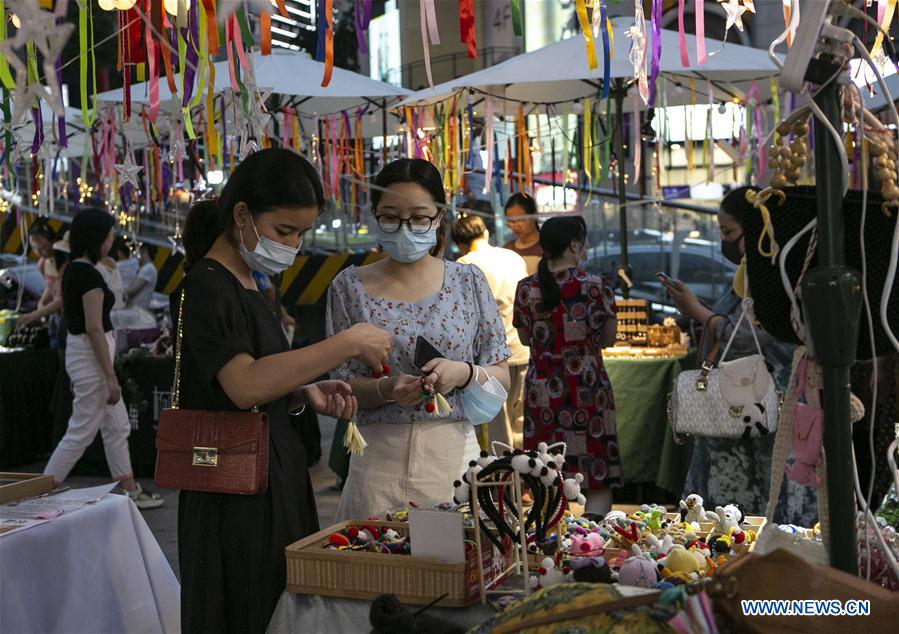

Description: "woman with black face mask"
660 187 817 527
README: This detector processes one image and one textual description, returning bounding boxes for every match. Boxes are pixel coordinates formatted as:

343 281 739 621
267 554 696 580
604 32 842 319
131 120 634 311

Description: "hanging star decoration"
0 0 74 121
168 221 185 256
166 116 187 164
719 0 748 36
114 151 144 190
743 0 756 13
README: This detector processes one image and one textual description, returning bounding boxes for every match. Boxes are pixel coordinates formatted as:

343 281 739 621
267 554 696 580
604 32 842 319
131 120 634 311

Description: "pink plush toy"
570 532 605 556
618 556 658 588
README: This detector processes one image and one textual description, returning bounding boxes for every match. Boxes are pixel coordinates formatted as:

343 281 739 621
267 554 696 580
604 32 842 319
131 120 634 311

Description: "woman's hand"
661 278 703 320
299 380 357 419
345 323 392 370
387 374 424 407
15 313 36 329
106 376 122 405
421 358 470 395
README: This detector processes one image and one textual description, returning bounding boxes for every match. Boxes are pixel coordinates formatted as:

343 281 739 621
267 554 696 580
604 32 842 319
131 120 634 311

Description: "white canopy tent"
398 17 779 111
95 49 411 138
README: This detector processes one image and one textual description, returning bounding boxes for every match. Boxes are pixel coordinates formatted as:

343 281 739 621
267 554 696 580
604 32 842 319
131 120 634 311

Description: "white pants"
336 420 480 521
44 333 133 485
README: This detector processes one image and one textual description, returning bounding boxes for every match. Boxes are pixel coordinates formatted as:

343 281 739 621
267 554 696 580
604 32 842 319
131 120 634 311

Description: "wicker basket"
285 520 507 607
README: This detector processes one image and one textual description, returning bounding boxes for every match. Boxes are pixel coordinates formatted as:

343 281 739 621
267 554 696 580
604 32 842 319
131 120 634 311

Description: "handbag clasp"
192 447 219 467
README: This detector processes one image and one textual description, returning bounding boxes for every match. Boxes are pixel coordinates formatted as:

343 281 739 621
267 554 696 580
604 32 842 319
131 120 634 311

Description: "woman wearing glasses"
327 159 511 520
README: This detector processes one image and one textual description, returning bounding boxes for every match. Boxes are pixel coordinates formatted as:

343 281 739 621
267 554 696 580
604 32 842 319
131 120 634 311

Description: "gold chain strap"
172 288 185 410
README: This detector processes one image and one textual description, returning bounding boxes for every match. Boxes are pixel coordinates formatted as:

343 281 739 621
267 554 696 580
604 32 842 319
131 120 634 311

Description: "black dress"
172 259 319 633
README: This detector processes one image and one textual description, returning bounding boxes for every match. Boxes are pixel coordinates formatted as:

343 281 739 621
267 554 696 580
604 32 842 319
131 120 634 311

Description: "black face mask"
721 234 743 265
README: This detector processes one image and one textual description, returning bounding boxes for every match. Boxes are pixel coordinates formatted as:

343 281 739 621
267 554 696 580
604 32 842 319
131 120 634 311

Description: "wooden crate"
286 520 507 607
0 473 54 504
663 513 767 538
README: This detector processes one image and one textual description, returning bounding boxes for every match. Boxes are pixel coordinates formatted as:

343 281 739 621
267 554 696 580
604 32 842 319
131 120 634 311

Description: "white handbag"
670 299 779 442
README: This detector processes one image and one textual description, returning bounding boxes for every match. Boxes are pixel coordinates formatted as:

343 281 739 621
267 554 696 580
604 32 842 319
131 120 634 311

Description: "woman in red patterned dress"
513 216 620 515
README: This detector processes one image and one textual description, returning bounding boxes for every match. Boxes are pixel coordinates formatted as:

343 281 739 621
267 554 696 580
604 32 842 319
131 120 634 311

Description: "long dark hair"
504 192 537 217
372 159 447 257
182 148 324 269
70 208 115 264
537 216 587 312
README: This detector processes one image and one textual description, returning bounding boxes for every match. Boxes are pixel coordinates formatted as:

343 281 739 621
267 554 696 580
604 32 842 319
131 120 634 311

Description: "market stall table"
602 354 694 495
0 491 179 633
0 347 61 466
267 591 496 633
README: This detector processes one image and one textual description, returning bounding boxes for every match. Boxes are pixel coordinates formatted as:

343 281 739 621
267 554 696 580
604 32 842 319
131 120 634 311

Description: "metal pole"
614 81 629 299
381 98 388 167
802 81 862 574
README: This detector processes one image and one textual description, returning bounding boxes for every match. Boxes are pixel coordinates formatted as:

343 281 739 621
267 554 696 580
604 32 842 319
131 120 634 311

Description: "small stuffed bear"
529 557 572 590
563 473 586 506
706 504 742 535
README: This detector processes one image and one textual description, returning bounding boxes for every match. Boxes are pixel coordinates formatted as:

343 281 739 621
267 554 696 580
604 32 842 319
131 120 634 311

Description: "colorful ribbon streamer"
0 1 14 89
872 0 897 58
459 0 476 59
419 0 440 87
648 0 662 106
511 0 522 37
574 0 598 71
600 2 611 99
695 0 706 66
678 0 689 67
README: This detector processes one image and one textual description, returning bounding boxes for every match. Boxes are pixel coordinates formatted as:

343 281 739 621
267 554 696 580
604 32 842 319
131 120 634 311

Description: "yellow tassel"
435 393 452 417
342 419 367 456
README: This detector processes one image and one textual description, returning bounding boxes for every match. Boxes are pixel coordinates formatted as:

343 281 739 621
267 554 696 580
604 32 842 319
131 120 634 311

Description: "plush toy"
646 509 664 533
604 510 627 523
529 557 572 590
618 555 659 588
562 473 586 506
740 402 771 439
612 521 642 548
729 526 757 553
679 494 707 527
569 532 605 556
706 504 743 536
704 554 728 577
645 534 674 560
452 479 470 504
570 556 613 583
660 545 704 583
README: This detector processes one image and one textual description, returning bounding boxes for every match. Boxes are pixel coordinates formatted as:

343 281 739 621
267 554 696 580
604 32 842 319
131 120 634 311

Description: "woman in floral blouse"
327 159 511 520
514 216 621 516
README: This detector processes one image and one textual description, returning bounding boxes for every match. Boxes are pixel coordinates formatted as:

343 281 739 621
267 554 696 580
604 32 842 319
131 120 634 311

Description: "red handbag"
154 289 269 495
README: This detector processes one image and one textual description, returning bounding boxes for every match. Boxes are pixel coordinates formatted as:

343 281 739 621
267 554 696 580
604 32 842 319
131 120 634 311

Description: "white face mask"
377 225 437 263
238 217 301 276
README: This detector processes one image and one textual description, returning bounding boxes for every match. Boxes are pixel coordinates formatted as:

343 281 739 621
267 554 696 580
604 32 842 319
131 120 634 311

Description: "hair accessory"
460 362 475 390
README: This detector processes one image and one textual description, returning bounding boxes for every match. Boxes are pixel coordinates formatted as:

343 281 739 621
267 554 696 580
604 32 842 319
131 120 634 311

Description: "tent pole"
614 80 629 299
382 98 388 167
802 77 861 575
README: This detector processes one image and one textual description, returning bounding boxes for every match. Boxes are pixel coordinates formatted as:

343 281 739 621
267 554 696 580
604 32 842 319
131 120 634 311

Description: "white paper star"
1 0 73 117
743 0 756 13
168 222 184 255
115 152 144 189
720 0 748 34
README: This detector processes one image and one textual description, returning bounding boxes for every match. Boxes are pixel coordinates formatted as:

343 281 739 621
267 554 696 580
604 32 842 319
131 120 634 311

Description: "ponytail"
537 256 560 312
536 215 588 312
182 199 220 270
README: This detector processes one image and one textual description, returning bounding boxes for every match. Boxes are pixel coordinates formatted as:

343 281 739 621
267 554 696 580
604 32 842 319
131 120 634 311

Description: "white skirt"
336 420 480 521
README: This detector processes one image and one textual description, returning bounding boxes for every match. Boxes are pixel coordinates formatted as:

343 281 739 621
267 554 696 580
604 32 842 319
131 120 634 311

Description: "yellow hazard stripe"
162 258 185 295
298 253 349 305
153 248 168 271
279 255 308 294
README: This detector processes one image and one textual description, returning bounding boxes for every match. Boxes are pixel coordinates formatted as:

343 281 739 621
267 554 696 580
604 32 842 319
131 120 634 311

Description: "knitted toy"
618 555 659 588
706 504 742 536
529 557 572 590
679 494 707 527
569 532 605 556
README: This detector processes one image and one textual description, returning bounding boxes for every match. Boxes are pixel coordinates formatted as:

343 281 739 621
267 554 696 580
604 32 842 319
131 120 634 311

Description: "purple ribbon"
31 106 44 155
220 96 228 164
354 0 368 54
649 0 662 107
600 1 610 99
363 0 372 25
181 1 201 108
55 16 67 148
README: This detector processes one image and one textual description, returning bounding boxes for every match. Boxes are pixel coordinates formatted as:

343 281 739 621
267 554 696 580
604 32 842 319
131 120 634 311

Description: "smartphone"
655 272 673 285
413 336 444 372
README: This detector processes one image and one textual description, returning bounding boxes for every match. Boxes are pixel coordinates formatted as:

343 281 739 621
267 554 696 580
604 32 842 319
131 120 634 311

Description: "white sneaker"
126 483 164 510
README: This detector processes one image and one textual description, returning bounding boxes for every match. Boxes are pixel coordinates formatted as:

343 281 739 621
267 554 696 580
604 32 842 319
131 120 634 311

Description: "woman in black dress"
174 149 391 633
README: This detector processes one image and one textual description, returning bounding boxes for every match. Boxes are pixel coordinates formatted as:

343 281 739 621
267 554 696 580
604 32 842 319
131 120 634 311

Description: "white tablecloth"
0 494 180 633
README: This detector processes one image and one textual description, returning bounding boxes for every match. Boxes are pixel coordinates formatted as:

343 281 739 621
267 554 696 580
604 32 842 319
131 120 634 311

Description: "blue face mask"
377 225 437 263
460 366 508 425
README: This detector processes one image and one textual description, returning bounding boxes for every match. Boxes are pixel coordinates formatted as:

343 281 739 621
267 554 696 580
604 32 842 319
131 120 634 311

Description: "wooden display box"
0 473 54 504
286 520 508 607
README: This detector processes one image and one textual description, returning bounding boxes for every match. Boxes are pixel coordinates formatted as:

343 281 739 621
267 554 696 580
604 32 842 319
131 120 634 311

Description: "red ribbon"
459 0 476 59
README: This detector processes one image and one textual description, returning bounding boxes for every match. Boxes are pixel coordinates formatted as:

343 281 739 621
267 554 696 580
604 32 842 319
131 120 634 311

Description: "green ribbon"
236 8 254 49
0 1 15 89
511 0 522 37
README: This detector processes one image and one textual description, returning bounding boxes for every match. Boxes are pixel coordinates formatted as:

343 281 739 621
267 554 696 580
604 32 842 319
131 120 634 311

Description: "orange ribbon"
321 0 334 87
261 12 271 55
201 0 219 55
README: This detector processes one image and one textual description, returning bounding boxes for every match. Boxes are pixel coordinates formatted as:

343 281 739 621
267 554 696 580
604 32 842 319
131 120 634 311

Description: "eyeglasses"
375 214 439 234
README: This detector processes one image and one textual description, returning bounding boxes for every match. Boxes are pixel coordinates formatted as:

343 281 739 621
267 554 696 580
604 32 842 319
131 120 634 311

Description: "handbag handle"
719 297 765 364
171 288 186 410
695 315 723 391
